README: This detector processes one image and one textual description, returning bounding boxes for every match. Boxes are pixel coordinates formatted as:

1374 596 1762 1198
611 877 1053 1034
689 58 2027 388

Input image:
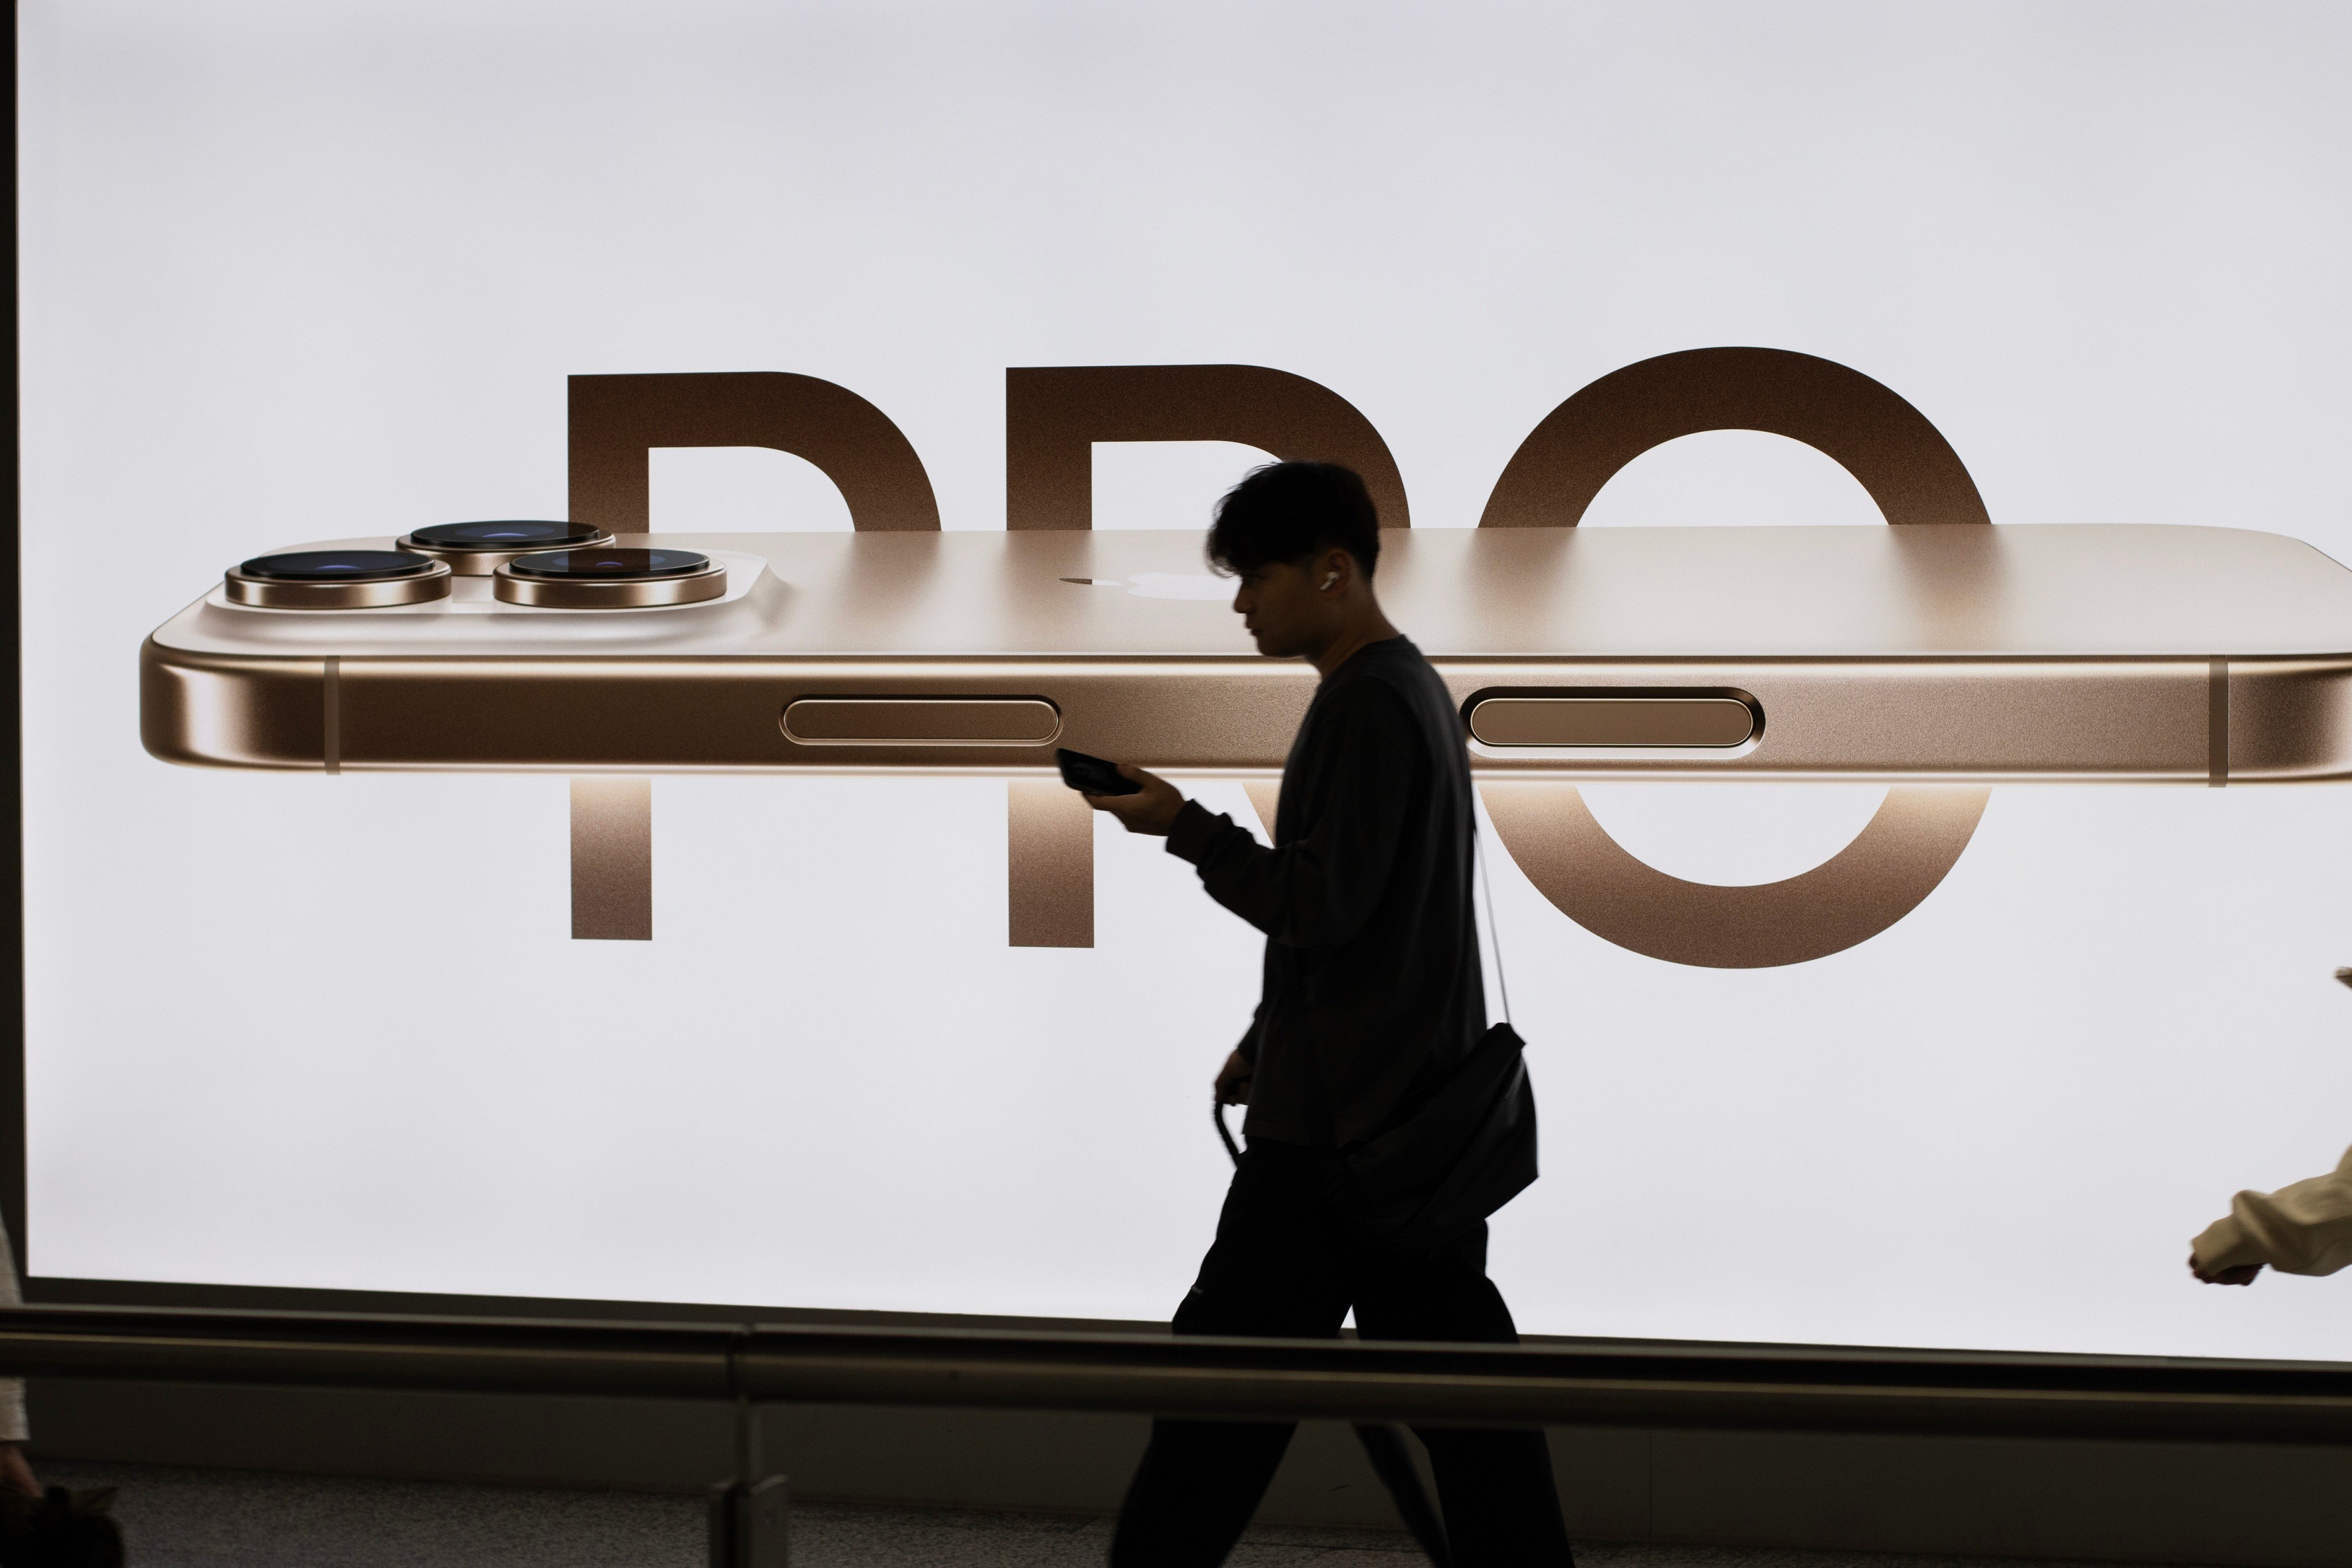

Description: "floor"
43 1461 2155 1568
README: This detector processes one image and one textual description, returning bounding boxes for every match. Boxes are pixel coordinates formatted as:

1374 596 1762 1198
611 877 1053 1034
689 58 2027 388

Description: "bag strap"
1473 810 1511 1028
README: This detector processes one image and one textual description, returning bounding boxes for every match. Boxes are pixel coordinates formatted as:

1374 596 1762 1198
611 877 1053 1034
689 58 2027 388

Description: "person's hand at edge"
1215 1050 1254 1106
1085 764 1185 837
0 1443 38 1498
2188 1251 2262 1286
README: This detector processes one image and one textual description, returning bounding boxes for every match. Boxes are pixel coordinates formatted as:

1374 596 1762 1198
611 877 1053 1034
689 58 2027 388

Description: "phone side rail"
138 642 2352 783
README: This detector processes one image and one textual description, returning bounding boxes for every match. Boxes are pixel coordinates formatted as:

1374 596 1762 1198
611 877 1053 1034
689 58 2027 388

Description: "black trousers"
1110 1139 1573 1566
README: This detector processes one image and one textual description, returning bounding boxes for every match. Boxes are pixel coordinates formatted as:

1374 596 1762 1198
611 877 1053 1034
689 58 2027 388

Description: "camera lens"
508 548 712 579
493 547 728 608
397 519 616 575
238 550 438 581
409 520 604 550
225 549 451 608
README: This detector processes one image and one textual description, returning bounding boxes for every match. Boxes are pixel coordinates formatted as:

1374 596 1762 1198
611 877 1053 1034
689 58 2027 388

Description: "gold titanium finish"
570 777 652 941
783 698 1062 746
397 528 616 576
513 350 2292 965
570 372 942 535
141 526 2352 781
1480 347 1990 531
1007 780 1093 948
1466 693 1758 748
1243 782 1282 839
1482 781 1989 969
222 560 452 609
491 559 728 608
1005 365 1409 531
1474 344 1979 965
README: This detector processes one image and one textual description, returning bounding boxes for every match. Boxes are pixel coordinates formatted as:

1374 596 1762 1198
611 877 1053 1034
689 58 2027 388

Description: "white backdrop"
20 0 2352 1361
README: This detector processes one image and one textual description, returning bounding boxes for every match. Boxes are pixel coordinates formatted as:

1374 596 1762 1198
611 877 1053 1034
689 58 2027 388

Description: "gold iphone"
142 523 2352 785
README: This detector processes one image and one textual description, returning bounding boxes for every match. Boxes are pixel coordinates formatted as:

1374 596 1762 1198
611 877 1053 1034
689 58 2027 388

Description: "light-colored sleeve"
0 1222 25 1441
2192 1144 2352 1278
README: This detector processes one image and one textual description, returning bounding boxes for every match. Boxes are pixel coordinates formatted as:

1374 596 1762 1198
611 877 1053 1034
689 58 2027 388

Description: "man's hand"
1085 764 1185 837
1215 1050 1253 1106
2189 1251 2263 1286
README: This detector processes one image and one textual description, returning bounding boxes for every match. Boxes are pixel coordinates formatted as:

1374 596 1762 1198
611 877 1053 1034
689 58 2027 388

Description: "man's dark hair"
1206 461 1380 580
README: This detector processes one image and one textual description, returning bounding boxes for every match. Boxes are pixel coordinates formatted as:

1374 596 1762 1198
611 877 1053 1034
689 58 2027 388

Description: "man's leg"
1354 1223 1574 1567
1110 1141 1350 1568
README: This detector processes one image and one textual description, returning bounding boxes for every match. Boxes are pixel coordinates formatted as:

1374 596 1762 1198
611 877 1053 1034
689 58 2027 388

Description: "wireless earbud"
1322 571 1339 589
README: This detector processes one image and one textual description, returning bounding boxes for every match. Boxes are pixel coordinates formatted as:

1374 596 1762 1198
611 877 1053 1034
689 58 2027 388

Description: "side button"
1467 692 1758 748
783 697 1063 746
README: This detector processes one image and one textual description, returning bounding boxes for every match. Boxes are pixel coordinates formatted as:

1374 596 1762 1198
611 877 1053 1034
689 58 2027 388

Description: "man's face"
1230 557 1329 659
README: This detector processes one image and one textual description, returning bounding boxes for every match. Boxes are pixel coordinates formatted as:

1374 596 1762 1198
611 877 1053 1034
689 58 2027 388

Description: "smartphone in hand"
1056 748 1142 796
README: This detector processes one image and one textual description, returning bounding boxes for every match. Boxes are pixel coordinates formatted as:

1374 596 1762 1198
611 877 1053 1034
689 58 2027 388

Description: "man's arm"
1164 688 1418 950
1086 684 1419 949
2190 1144 2352 1283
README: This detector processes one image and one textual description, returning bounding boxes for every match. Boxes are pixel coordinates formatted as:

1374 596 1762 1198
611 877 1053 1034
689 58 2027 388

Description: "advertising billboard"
20 0 2352 1365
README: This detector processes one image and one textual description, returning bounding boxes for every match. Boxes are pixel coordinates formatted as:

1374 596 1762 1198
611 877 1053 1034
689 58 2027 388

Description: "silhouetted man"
1086 461 1573 1566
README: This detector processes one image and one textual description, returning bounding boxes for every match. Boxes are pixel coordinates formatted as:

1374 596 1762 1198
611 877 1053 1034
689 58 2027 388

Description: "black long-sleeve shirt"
1164 636 1485 1152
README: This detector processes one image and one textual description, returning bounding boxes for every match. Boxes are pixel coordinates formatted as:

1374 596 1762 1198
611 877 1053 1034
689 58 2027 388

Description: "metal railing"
6 1303 2351 1564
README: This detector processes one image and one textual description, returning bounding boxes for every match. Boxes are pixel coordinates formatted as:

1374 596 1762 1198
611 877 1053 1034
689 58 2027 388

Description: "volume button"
782 697 1063 746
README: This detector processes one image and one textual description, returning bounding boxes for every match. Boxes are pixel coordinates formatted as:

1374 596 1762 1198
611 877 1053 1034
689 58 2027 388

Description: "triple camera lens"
493 547 728 608
221 527 727 611
225 550 453 609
